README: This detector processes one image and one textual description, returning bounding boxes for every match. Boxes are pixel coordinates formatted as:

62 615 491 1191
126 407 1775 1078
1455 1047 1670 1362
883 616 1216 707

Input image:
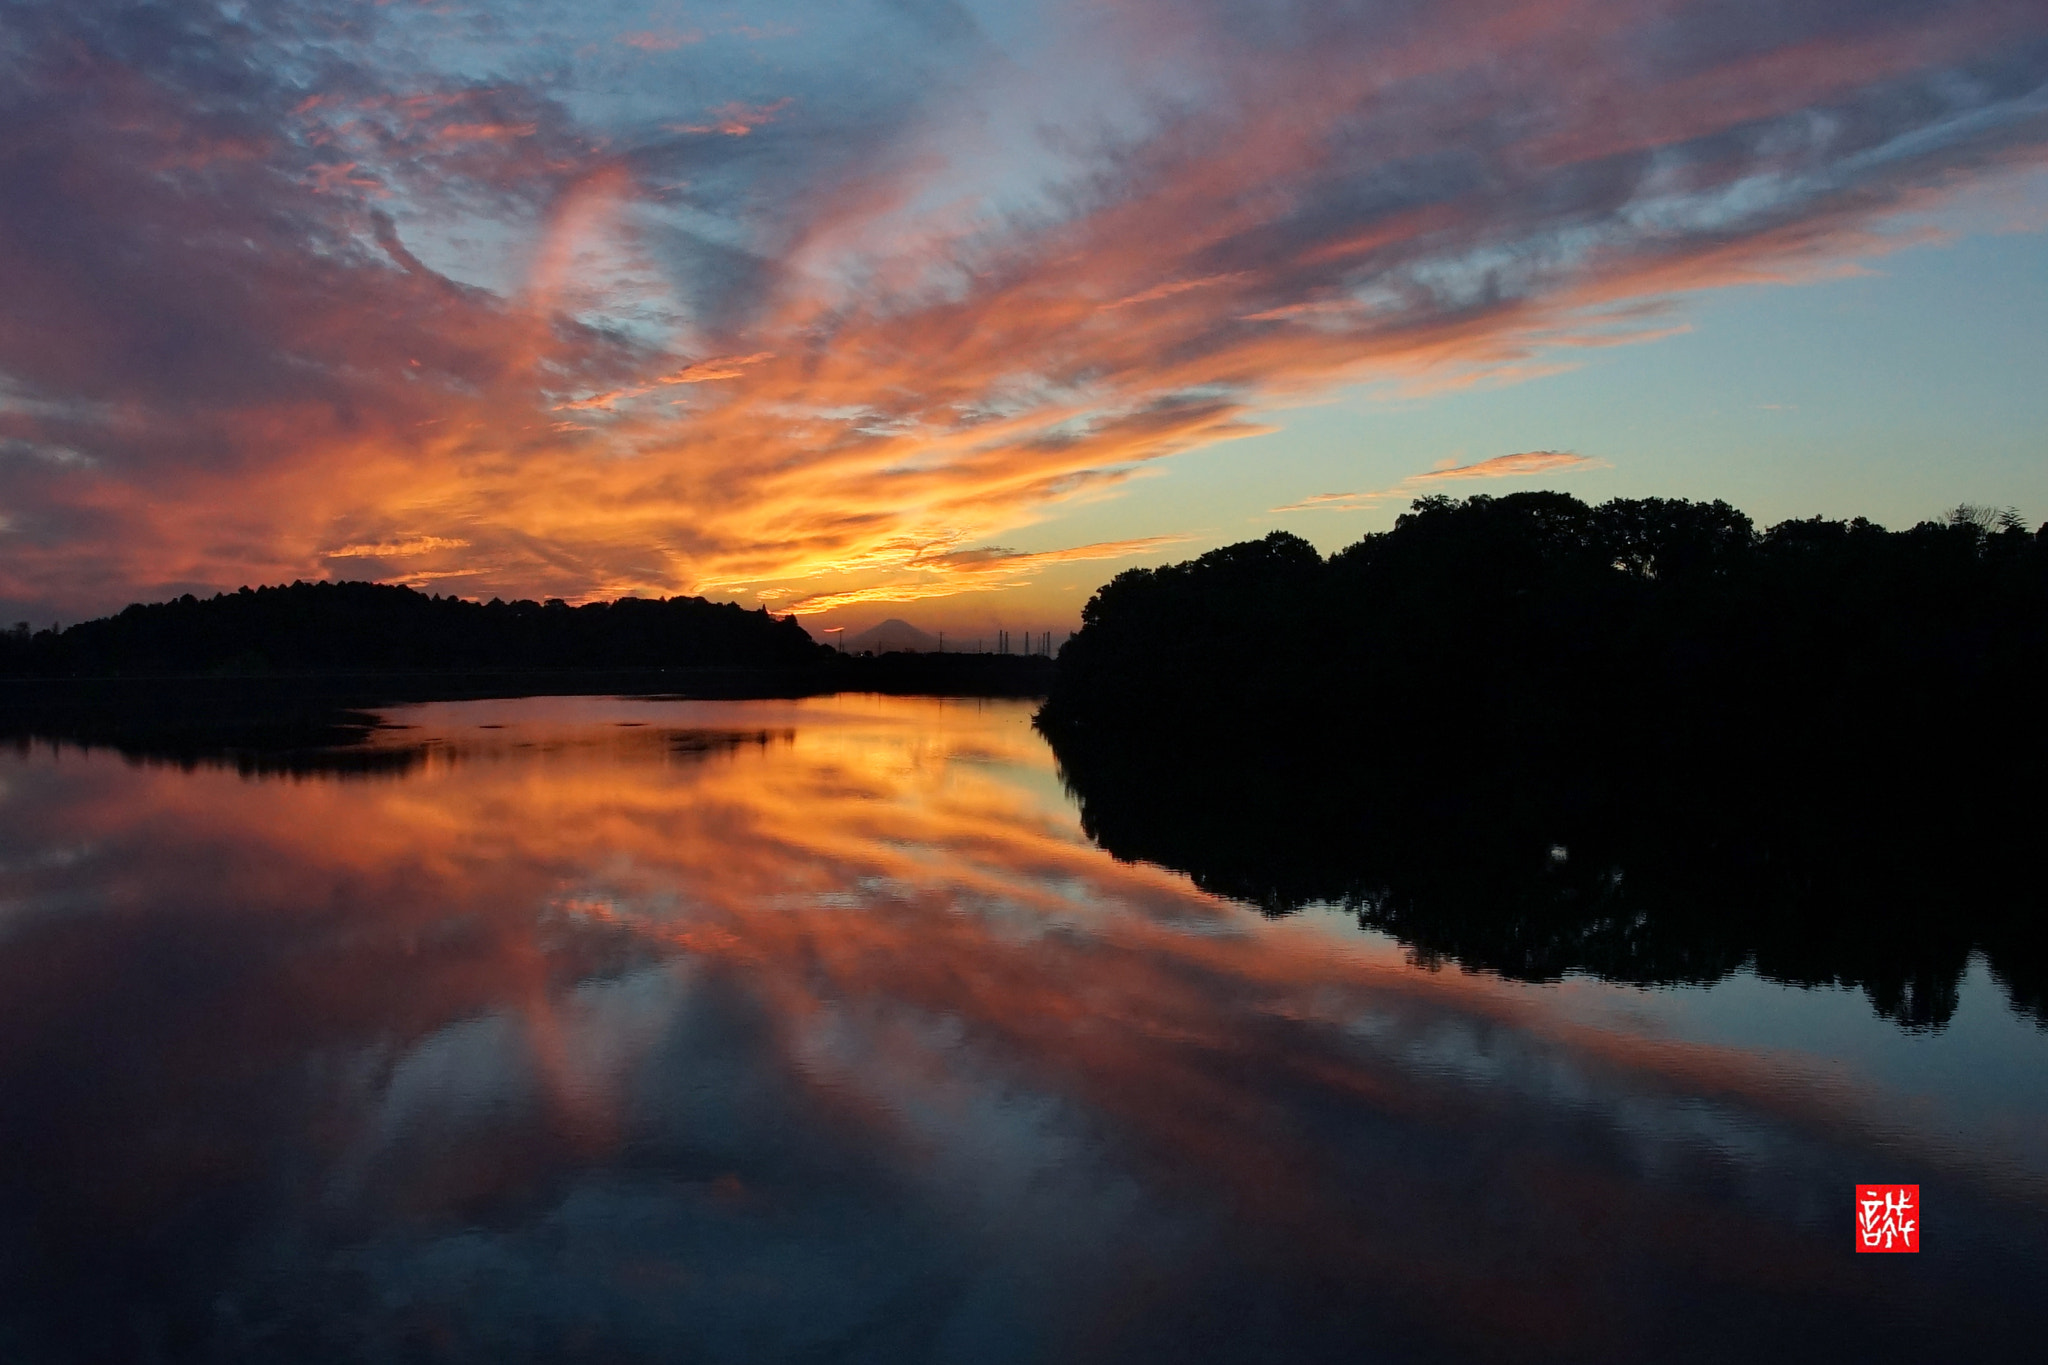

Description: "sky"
1 1 2045 641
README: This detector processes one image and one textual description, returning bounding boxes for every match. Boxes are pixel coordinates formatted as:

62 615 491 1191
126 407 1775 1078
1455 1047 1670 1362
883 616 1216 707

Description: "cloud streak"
1 1 2045 619
1274 450 1608 513
1416 452 1606 483
324 536 473 559
779 534 1196 614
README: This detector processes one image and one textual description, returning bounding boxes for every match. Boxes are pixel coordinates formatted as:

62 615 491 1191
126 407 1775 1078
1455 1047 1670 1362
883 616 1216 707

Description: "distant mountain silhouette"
0 580 831 676
1038 493 2048 1030
845 618 941 654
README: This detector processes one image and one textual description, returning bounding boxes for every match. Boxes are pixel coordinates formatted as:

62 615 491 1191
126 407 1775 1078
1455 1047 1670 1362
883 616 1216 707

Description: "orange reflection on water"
2 694 2044 1360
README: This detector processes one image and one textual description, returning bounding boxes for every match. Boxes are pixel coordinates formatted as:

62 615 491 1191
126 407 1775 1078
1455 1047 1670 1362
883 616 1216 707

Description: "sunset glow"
3 1 2046 634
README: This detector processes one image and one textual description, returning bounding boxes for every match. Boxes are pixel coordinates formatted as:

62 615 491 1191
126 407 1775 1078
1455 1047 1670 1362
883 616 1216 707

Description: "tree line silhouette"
1038 493 2048 1029
1 580 830 675
0 581 1056 762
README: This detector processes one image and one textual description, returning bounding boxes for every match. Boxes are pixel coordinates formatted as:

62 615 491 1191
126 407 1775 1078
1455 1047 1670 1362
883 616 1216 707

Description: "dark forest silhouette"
1038 494 2048 1029
0 581 1059 697
0 581 1053 761
1 580 828 674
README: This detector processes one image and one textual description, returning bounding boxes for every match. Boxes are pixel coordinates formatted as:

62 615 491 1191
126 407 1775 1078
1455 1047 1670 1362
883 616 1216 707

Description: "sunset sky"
2 1 2045 640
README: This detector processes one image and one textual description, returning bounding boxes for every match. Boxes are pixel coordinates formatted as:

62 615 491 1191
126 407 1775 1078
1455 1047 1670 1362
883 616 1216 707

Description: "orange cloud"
4 0 2045 624
656 352 777 385
324 536 472 559
1273 451 1605 513
553 354 777 412
1415 450 1603 482
779 535 1194 614
323 532 471 556
1100 272 1248 310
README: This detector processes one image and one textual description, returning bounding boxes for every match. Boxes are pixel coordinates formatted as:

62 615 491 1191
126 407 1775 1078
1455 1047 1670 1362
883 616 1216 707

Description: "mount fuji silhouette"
844 619 942 653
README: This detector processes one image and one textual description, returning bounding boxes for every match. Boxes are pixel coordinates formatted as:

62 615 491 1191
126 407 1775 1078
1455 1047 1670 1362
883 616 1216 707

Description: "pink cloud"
433 122 538 143
4 1 2046 622
1100 273 1248 311
1414 451 1603 482
1274 452 1606 513
620 30 704 52
666 99 794 138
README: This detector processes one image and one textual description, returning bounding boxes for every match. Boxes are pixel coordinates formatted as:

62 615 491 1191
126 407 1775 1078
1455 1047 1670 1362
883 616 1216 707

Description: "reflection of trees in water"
3 709 402 776
1039 492 2048 1033
0 671 829 780
6 722 797 782
1046 730 2042 1032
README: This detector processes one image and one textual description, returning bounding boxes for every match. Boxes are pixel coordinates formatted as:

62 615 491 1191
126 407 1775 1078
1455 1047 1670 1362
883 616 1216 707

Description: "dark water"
2 695 2043 1363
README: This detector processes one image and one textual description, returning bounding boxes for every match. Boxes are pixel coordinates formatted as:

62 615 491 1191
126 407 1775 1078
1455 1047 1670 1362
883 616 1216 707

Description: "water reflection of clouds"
0 696 2043 1359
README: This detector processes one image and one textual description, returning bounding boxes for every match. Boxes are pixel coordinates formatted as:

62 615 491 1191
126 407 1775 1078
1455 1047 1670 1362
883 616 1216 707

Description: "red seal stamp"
1855 1185 1919 1253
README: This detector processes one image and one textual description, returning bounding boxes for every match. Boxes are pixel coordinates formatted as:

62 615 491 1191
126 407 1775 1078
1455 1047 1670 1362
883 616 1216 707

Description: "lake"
2 694 2044 1362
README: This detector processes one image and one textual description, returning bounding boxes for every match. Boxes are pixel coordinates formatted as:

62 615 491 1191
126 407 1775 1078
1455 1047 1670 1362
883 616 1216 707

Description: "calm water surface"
3 695 2044 1362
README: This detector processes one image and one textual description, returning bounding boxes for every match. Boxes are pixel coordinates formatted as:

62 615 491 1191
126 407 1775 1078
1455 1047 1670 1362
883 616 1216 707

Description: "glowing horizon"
3 1 2046 640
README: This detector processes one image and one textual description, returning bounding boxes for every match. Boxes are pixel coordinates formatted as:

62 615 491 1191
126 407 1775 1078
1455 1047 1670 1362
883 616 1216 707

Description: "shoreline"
0 657 1056 765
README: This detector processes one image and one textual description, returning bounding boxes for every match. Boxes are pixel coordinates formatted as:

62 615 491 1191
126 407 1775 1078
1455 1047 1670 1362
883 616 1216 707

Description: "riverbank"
0 654 1057 762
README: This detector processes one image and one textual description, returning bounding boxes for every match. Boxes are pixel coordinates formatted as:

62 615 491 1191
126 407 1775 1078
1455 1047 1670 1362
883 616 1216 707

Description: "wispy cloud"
1 0 2044 619
782 535 1193 614
1415 451 1604 483
1274 451 1605 513
666 100 793 138
324 536 473 559
657 353 777 385
914 536 1193 573
1100 274 1249 311
554 353 777 411
621 30 704 53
